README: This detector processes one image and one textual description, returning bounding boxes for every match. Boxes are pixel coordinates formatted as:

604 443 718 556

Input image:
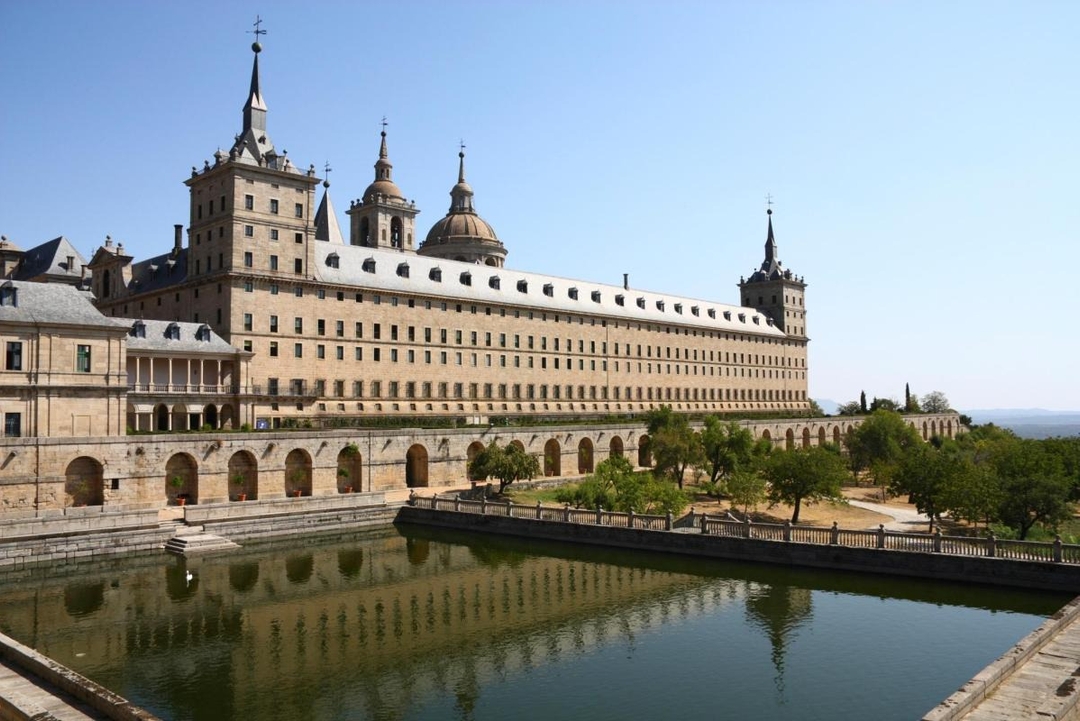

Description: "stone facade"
83 39 811 427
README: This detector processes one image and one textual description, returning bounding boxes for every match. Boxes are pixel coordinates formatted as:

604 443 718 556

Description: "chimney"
173 224 183 253
623 273 629 291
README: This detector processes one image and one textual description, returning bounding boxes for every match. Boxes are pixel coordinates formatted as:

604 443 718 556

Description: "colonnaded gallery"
0 39 956 516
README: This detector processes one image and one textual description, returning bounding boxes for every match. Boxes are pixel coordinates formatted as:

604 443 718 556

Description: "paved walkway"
846 498 932 532
0 657 109 720
958 611 1080 720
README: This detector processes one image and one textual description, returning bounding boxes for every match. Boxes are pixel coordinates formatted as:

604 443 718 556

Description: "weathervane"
249 15 267 40
459 139 466 153
381 116 388 132
765 193 774 211
324 161 332 180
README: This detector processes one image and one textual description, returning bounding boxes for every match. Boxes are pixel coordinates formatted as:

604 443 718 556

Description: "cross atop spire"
323 161 332 188
242 17 268 134
457 140 467 183
379 117 389 160
248 15 267 50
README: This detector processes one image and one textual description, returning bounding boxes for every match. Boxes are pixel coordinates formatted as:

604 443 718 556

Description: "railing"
128 383 241 395
410 494 1080 565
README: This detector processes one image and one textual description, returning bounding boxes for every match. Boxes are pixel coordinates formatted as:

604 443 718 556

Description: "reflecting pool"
0 523 1069 721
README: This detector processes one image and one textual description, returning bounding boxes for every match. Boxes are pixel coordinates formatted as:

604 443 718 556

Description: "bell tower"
738 208 807 339
346 125 419 251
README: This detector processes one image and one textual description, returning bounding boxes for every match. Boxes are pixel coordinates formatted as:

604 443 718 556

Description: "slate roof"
14 237 86 283
125 318 240 354
314 244 786 338
313 186 344 244
0 280 123 329
126 249 188 295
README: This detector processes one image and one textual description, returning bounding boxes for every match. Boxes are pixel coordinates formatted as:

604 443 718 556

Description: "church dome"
362 178 405 202
418 150 506 266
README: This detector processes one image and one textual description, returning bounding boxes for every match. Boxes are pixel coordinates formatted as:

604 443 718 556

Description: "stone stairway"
164 523 240 556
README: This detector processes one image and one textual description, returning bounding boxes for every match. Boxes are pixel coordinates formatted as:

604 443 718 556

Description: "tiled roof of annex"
314 243 787 339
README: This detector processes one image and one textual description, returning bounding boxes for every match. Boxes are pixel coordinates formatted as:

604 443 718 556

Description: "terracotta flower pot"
177 497 186 506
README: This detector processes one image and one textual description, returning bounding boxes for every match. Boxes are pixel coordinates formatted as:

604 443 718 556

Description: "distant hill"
964 409 1080 439
815 398 839 415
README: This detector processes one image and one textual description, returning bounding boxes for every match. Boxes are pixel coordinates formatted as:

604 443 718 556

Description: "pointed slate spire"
450 148 475 213
764 208 778 265
374 129 393 181
242 42 267 134
314 180 344 244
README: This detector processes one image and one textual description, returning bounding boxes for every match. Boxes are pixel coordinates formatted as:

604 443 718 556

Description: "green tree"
859 391 867 414
469 441 541 494
836 401 862 416
727 469 768 515
992 439 1072 540
922 391 951 414
556 455 689 515
808 398 825 417
646 406 703 489
764 446 847 524
848 410 921 487
891 444 971 532
869 396 900 412
699 417 755 485
942 463 1001 529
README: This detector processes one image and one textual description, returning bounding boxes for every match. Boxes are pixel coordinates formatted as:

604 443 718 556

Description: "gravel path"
846 499 932 532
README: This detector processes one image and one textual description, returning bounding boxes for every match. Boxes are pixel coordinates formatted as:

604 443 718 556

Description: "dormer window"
707 309 716 319
766 317 774 326
517 280 528 293
326 253 340 268
489 276 500 290
196 324 212 341
723 310 732 320
568 287 578 300
130 320 146 338
752 316 760 325
591 290 601 303
165 322 181 340
0 283 17 308
738 313 746 323
691 306 699 316
636 297 646 309
460 271 472 286
656 300 665 311
397 262 410 278
429 267 442 282
543 283 554 297
362 258 376 273
674 303 682 314
615 294 625 306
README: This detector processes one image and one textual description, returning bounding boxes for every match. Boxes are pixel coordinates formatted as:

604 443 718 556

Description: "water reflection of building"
0 529 752 719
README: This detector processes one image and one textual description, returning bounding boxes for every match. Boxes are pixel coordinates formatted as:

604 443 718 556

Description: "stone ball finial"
323 180 330 188
252 41 262 53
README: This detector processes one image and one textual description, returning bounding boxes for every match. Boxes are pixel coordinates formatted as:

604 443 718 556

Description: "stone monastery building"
67 40 809 430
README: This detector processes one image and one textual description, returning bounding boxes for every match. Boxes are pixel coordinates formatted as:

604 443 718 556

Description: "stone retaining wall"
0 526 174 571
397 506 1080 593
0 630 159 720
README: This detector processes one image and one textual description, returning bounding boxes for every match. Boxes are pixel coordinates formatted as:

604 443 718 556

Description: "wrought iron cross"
249 15 267 39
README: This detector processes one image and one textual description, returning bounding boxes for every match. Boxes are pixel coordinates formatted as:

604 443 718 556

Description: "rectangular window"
294 343 303 358
270 199 279 214
295 203 304 218
336 320 344 337
294 258 303 274
5 342 22 371
269 255 279 271
4 412 21 438
270 229 279 241
244 225 253 237
243 251 253 268
244 314 254 332
373 323 381 340
245 194 254 210
317 345 325 359
269 341 278 357
317 319 326 336
76 344 91 373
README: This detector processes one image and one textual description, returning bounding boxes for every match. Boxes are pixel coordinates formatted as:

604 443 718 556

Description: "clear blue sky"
2 2 1077 411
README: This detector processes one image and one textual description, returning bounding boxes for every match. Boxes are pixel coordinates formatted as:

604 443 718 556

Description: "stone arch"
785 429 796 451
228 450 258 501
171 402 191 432
802 428 812 448
337 445 362 493
220 404 235 429
818 427 827 447
509 439 525 453
761 428 772 443
285 448 312 497
544 438 561 477
638 435 652 467
390 216 403 248
609 435 624 458
65 456 104 507
931 420 938 437
947 419 953 438
578 438 594 474
154 403 169 431
285 554 314 584
165 452 198 505
833 426 842 446
406 444 429 488
359 217 370 246
202 404 218 429
484 257 498 267
466 441 486 480
923 421 929 441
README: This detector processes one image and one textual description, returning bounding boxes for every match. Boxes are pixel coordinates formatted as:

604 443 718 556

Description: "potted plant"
338 467 352 493
231 472 246 501
170 475 186 505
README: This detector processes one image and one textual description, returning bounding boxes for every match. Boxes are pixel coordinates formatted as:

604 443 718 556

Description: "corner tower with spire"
346 126 419 251
418 148 506 266
738 208 808 339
